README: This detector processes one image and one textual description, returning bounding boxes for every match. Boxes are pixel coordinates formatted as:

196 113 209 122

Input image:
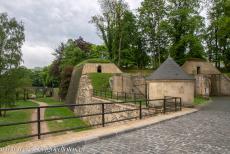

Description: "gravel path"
30 100 50 138
63 97 230 154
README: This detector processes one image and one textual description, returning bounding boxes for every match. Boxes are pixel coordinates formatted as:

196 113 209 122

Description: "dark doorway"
97 65 102 73
197 66 201 74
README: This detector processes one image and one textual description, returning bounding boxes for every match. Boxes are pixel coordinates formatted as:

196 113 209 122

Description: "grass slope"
36 98 88 134
0 101 38 147
89 73 113 90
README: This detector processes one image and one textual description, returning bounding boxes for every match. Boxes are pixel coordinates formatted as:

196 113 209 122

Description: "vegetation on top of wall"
88 73 113 90
122 69 154 76
193 96 209 105
75 58 111 68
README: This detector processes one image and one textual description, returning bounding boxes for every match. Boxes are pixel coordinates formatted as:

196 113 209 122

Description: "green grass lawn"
89 73 113 90
36 98 88 134
0 100 38 147
193 96 209 105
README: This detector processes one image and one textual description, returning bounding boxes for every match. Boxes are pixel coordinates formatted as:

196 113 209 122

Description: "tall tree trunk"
215 27 219 68
118 36 122 66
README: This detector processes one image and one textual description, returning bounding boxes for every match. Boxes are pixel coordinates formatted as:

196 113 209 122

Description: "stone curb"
30 109 198 154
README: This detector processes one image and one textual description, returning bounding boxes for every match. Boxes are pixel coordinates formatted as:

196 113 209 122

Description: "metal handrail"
0 97 182 143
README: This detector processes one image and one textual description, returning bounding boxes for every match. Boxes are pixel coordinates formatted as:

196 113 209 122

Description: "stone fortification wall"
220 75 230 96
75 74 140 126
112 74 146 96
182 61 220 75
82 63 122 74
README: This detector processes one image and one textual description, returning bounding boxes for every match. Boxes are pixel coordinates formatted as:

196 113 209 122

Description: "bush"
59 66 74 100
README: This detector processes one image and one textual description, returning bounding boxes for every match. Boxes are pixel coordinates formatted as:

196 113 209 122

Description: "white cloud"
21 43 54 68
0 0 143 68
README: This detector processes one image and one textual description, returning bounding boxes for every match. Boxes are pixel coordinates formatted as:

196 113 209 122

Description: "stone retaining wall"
75 74 141 126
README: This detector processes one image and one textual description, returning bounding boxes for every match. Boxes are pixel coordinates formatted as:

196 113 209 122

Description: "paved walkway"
66 97 230 154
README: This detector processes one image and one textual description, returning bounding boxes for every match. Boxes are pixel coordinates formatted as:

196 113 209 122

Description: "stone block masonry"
75 74 140 126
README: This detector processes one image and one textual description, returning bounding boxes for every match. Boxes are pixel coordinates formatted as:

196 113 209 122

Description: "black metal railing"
0 97 181 144
92 89 146 102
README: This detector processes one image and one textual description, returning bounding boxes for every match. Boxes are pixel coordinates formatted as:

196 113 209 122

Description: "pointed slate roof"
146 57 194 80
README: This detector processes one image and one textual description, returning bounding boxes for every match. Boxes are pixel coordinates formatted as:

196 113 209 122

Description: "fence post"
134 93 136 102
163 97 166 114
139 101 142 119
102 103 105 127
37 107 41 139
175 98 177 111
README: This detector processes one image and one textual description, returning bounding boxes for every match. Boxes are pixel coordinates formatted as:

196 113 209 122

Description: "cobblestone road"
65 97 230 154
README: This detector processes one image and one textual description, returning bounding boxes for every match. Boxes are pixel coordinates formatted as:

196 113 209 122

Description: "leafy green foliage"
91 0 149 67
0 13 25 110
206 0 230 70
167 0 205 65
59 66 73 100
0 13 25 74
138 0 168 68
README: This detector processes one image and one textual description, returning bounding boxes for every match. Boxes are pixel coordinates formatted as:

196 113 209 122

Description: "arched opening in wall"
97 65 102 73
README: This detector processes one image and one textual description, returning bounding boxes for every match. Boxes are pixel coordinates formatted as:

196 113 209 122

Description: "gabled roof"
146 57 194 80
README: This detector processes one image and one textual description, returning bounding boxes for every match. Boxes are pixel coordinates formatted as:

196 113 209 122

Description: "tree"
167 0 205 65
0 13 25 116
206 0 230 69
50 43 65 85
0 13 24 74
138 0 167 68
91 0 129 65
61 39 87 68
90 44 109 59
59 66 73 100
120 11 149 68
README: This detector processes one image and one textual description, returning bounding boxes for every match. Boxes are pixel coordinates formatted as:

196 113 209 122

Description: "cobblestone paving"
66 97 230 154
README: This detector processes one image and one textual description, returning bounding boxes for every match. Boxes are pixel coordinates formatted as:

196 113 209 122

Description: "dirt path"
30 100 50 138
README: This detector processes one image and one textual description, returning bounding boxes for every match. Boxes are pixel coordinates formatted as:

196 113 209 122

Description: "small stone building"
182 58 230 96
146 57 195 106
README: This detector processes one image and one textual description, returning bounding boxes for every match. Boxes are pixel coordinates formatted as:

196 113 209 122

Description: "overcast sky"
0 0 142 68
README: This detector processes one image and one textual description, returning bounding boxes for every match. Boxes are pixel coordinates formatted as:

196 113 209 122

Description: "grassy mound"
88 73 113 90
76 58 111 68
